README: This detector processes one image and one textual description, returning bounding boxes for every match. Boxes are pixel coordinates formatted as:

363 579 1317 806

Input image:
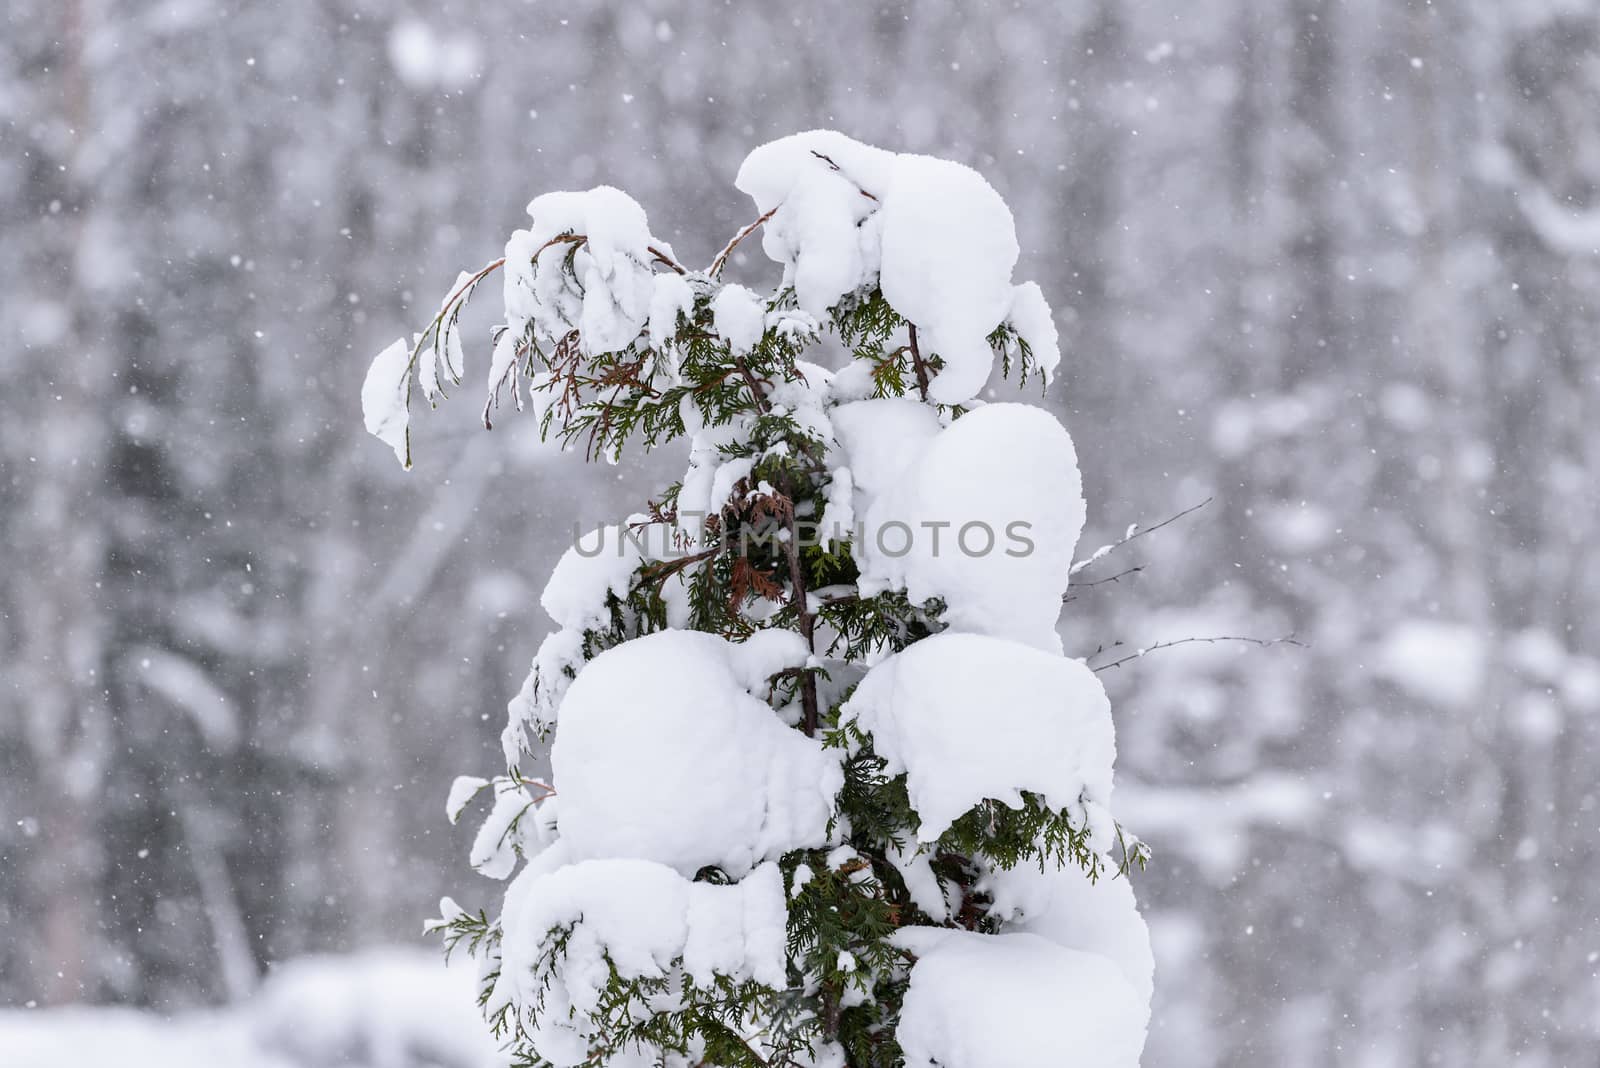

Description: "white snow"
878 152 1019 404
541 523 645 631
495 858 786 1067
648 270 696 360
840 632 1116 846
503 626 586 760
710 283 768 356
503 187 666 358
1005 280 1062 383
983 862 1154 1005
734 131 894 316
0 949 506 1068
856 403 1086 653
446 775 490 824
891 927 1147 1068
551 629 841 877
734 131 1037 404
361 337 412 469
827 397 943 511
469 781 540 880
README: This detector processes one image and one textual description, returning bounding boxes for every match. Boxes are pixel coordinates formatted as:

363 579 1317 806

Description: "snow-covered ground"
0 949 507 1068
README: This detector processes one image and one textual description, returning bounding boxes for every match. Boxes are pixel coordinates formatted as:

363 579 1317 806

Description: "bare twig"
1069 496 1214 577
1089 633 1307 673
710 206 779 277
1062 565 1144 603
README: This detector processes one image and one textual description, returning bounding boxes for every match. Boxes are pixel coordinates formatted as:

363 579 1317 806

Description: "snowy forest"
4 1 1600 1066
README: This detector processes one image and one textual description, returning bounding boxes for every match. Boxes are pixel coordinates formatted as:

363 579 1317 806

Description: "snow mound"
496 859 786 1067
503 186 667 358
856 403 1085 653
541 523 646 631
735 131 1042 404
878 152 1019 404
734 131 895 316
892 927 1147 1068
552 629 842 877
828 397 943 512
841 632 1115 845
983 862 1154 1005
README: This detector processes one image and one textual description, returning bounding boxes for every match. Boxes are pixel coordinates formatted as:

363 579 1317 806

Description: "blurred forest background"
4 1 1600 1065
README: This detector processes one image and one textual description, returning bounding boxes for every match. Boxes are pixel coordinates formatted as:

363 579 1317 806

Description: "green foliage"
409 212 1139 1066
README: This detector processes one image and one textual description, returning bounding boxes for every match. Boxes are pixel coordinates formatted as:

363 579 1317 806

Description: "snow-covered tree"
364 131 1152 1068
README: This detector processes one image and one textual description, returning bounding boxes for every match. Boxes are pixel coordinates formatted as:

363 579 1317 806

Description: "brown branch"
775 486 821 737
733 356 773 414
1089 634 1307 673
648 244 687 275
809 150 880 201
907 324 931 401
710 206 779 277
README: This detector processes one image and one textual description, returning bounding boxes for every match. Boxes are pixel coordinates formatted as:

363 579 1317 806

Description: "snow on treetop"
841 632 1116 847
735 129 1044 403
891 926 1148 1068
852 402 1087 654
551 629 842 878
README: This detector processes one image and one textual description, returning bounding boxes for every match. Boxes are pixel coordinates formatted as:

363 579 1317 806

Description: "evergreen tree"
365 131 1152 1068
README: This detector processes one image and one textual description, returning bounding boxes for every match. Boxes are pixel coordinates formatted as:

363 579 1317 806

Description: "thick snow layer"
878 153 1019 404
828 397 943 510
503 187 664 357
735 131 1037 404
361 337 412 469
711 283 767 356
648 270 696 371
552 629 841 877
676 423 743 542
496 859 786 1067
856 403 1086 653
983 862 1154 1005
734 131 894 316
1005 281 1062 382
892 927 1147 1068
841 632 1115 845
541 523 644 631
